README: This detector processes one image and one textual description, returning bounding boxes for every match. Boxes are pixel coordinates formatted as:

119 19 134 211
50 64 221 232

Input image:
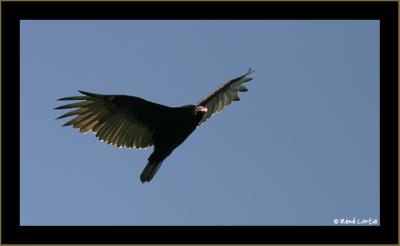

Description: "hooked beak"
195 106 208 114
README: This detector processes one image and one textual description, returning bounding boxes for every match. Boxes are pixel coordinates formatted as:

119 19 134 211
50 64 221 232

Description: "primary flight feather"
55 68 255 183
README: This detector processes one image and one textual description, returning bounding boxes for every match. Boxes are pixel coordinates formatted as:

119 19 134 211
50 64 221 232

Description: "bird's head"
194 105 208 115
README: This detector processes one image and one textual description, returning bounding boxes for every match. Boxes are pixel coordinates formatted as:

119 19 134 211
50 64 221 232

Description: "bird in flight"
55 68 255 183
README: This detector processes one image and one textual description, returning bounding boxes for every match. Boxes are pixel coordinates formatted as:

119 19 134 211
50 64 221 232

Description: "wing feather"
125 124 137 148
103 120 119 143
217 94 225 112
108 122 122 144
108 117 126 144
133 128 142 147
222 93 232 108
54 101 94 109
56 108 89 119
119 124 136 148
231 91 240 101
74 111 98 128
116 123 131 147
80 120 98 134
96 115 118 141
92 122 105 132
115 120 131 147
139 130 152 148
77 115 97 132
55 91 169 149
237 84 248 92
197 68 254 125
99 115 119 143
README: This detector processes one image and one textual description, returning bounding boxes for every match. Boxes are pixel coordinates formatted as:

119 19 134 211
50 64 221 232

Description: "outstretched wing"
55 91 172 149
197 68 254 125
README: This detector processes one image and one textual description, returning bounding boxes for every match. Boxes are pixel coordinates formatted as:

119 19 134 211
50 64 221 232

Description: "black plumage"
55 68 254 182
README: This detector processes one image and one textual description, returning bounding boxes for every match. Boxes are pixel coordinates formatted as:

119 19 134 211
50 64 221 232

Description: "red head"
195 105 208 115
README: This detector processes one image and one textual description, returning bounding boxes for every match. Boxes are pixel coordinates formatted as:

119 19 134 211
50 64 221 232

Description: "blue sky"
20 20 379 226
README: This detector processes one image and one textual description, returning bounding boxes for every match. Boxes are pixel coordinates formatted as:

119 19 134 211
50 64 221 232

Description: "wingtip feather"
79 90 89 96
78 90 105 98
247 68 256 75
58 96 87 101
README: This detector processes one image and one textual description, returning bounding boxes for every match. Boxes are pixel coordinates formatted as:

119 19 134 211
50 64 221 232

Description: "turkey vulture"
55 68 254 183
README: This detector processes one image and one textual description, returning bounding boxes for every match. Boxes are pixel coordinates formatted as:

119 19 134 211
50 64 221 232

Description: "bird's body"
143 105 206 182
55 69 254 182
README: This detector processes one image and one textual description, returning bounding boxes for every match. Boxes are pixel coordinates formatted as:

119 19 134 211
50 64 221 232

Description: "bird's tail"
140 160 163 183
